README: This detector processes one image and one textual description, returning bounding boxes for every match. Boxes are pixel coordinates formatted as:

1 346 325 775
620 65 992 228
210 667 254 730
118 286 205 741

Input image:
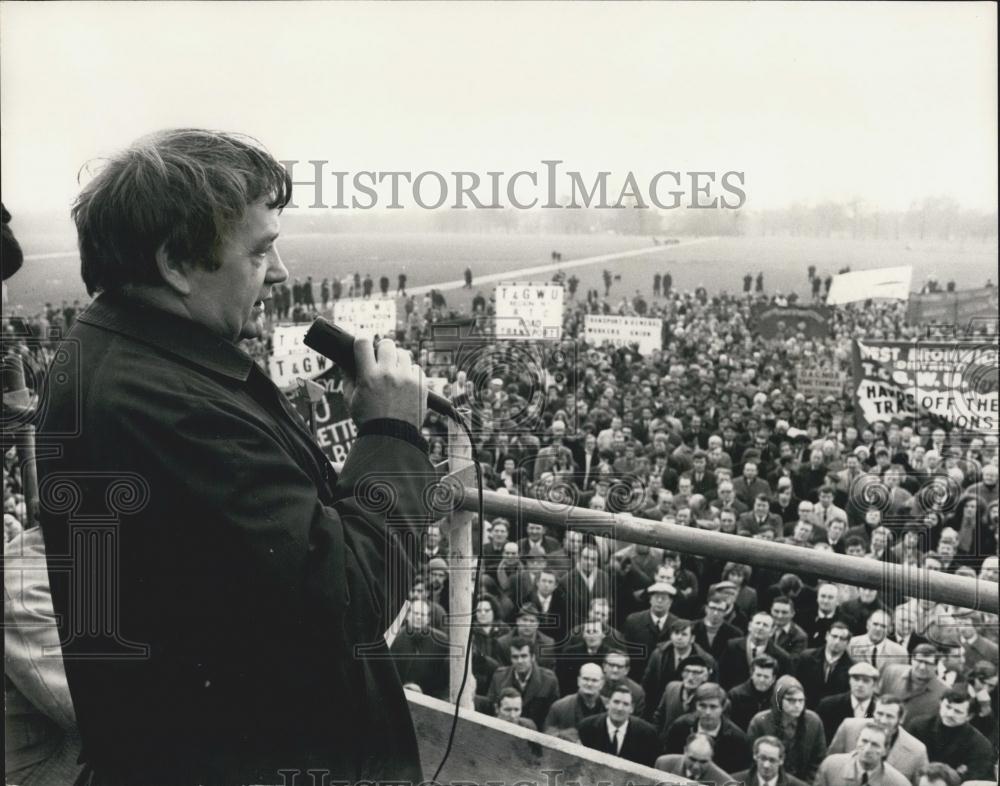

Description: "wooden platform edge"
407 690 700 786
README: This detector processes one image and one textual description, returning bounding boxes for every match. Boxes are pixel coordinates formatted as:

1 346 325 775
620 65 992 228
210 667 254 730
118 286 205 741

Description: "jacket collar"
77 292 255 382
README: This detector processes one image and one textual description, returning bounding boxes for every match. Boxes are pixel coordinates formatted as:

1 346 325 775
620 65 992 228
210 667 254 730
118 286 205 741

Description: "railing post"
446 410 476 709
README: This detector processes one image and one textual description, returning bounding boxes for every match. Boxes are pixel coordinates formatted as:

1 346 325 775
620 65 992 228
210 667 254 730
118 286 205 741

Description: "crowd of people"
386 275 998 784
4 261 999 785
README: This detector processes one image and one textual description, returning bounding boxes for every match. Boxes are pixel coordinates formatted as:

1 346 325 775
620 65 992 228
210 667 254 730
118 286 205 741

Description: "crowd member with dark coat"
718 612 792 690
543 662 605 737
622 582 682 681
36 130 432 784
650 655 712 730
693 591 744 661
794 621 856 708
770 596 809 657
906 688 996 783
729 735 810 786
815 662 879 742
641 619 717 708
662 683 753 774
577 686 659 768
747 676 826 784
487 637 560 730
471 595 510 695
389 601 449 699
728 654 779 731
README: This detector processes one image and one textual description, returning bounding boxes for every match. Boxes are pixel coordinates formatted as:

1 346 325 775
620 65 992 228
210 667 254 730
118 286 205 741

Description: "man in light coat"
814 722 910 786
827 695 928 785
849 610 908 672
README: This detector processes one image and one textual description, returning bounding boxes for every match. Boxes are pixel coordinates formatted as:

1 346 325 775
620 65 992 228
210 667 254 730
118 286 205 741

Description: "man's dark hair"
609 684 632 700
508 636 535 655
942 687 971 707
828 620 851 636
771 595 795 611
844 535 867 551
496 686 522 705
73 129 292 295
670 618 694 635
751 654 778 672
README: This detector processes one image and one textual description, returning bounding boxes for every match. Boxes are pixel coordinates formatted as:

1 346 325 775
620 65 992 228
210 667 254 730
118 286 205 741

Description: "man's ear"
154 244 193 296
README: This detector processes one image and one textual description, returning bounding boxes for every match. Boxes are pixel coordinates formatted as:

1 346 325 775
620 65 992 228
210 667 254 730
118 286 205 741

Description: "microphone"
303 317 459 420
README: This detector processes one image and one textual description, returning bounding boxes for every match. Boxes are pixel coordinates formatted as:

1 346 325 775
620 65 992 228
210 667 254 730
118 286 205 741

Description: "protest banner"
906 286 999 329
583 314 663 354
494 283 563 339
285 364 357 463
797 366 843 398
752 304 831 339
827 266 913 304
852 338 998 433
332 296 398 339
268 324 333 390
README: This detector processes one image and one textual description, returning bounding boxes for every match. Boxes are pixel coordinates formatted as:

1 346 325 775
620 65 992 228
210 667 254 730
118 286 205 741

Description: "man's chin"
240 313 265 341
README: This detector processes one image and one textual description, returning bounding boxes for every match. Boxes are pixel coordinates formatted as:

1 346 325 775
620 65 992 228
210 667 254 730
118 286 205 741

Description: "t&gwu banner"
268 324 332 390
332 296 398 339
851 339 998 433
494 283 563 339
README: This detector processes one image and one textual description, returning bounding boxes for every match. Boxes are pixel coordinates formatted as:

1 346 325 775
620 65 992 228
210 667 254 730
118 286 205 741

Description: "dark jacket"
622 609 683 680
727 678 774 731
718 637 792 690
693 619 743 661
641 642 717 716
794 647 856 708
816 691 875 742
730 766 809 786
390 625 450 700
747 707 826 783
662 713 752 774
906 715 995 782
577 713 660 768
37 294 430 784
487 666 560 730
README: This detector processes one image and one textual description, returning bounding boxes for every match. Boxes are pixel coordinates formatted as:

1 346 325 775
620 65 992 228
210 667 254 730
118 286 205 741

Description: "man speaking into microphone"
37 129 432 785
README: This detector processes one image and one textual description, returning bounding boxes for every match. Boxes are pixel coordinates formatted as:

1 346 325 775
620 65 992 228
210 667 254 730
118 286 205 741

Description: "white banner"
494 283 563 340
826 266 913 304
268 324 334 389
332 297 398 339
583 314 663 355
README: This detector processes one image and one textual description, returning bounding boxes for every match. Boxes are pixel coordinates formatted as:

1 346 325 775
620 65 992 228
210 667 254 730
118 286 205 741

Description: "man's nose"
266 247 289 284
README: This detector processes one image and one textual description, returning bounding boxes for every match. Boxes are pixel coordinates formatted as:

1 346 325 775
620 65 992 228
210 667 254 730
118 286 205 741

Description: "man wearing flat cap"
817 662 879 741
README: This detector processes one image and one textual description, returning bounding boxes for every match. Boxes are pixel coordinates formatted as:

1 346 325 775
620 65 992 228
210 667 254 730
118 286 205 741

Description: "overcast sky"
1 1 996 215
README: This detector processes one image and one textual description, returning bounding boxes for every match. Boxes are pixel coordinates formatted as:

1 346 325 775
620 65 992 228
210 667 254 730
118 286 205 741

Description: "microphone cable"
431 408 485 783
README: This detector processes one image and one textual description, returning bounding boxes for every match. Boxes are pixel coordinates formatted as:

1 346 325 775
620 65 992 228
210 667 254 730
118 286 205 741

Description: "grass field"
6 232 997 317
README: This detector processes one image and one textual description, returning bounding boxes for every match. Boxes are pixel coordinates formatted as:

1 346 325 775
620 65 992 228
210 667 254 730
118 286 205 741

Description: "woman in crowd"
746 675 826 783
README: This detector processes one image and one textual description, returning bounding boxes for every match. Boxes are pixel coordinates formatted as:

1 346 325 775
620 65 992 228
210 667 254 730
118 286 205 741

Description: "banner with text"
797 366 844 399
752 304 831 339
851 339 998 433
583 314 663 355
287 365 358 463
494 283 564 340
269 324 333 390
332 297 398 339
